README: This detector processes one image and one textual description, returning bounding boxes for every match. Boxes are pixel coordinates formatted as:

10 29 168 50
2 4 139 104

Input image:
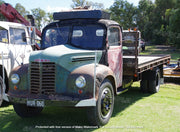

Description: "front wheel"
13 103 43 118
87 79 114 126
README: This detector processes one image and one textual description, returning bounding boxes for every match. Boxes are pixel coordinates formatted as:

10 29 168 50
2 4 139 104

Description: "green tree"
31 8 46 31
166 0 180 48
110 0 137 29
152 0 176 44
46 13 53 23
71 0 104 9
71 0 87 8
89 2 104 9
136 0 155 41
0 0 4 4
0 0 6 21
15 3 30 19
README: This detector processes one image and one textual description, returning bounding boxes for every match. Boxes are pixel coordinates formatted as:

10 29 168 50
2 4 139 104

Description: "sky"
4 0 149 13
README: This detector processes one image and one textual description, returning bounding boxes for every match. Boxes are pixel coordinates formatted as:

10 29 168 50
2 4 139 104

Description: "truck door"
107 26 123 88
0 27 10 74
9 27 33 68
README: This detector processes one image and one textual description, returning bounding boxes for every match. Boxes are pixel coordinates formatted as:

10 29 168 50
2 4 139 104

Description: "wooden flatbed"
122 31 171 77
123 55 170 76
137 55 170 72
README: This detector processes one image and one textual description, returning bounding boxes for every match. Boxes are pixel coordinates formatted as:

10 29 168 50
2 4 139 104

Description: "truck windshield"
42 24 105 50
0 28 8 43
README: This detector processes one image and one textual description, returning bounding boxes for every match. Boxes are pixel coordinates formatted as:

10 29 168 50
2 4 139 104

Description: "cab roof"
46 10 120 29
53 10 110 20
0 21 26 30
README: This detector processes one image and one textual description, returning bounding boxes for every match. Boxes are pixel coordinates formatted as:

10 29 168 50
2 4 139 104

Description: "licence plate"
27 100 44 107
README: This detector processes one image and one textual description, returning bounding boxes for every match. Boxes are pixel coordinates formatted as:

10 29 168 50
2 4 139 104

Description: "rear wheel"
140 80 148 93
13 103 43 117
87 79 114 126
148 69 160 93
140 68 161 94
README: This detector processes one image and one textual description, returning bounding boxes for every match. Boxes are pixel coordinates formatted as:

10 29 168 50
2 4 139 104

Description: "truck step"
117 88 128 95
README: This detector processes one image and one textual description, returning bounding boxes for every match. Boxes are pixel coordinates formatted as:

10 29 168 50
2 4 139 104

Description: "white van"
0 21 36 106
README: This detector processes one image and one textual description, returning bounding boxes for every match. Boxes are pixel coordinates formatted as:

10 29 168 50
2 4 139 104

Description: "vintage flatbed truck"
7 10 170 126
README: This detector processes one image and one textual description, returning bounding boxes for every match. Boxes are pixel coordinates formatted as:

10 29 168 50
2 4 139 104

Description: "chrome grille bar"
30 62 56 95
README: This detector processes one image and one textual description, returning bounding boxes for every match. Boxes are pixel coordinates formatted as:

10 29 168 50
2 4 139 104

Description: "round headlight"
11 74 20 84
75 76 86 88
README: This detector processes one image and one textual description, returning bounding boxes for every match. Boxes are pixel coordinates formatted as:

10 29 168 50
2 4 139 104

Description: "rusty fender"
67 64 116 100
8 64 29 95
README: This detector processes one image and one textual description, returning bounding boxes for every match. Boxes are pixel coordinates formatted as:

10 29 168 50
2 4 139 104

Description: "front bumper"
7 93 96 107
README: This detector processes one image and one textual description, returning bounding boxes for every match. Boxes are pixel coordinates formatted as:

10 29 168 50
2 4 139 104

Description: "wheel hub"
100 88 113 119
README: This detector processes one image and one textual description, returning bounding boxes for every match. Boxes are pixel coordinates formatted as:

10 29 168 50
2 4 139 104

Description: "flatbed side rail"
137 55 171 73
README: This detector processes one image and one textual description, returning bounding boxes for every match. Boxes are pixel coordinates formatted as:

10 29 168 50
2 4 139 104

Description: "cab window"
10 28 27 45
71 25 105 49
108 27 120 46
0 27 8 43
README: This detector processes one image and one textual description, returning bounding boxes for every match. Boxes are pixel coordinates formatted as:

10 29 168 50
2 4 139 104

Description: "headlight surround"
11 74 20 84
75 76 86 88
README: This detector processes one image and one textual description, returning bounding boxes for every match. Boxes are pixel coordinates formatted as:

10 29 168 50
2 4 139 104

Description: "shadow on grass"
113 86 151 117
0 86 151 132
1 101 11 108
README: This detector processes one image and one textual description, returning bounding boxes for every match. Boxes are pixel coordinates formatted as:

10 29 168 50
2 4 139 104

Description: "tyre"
148 69 160 93
87 79 114 126
140 80 148 93
13 103 43 118
0 76 3 106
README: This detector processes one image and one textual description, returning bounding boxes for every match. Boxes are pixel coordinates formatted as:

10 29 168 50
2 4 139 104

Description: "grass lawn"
0 82 180 132
140 45 180 61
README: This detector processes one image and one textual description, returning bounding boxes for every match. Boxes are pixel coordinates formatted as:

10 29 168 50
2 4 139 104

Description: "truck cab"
8 10 123 125
0 21 35 106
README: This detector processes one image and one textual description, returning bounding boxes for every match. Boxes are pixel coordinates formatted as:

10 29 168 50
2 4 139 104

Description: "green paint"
29 44 102 94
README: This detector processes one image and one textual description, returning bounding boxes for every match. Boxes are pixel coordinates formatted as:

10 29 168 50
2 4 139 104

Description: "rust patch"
108 46 123 87
68 64 116 100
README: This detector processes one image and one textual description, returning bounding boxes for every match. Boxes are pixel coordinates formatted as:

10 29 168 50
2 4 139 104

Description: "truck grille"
30 62 56 95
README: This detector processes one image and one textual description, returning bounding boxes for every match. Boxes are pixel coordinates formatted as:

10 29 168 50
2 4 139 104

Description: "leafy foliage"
0 0 5 21
15 3 30 19
110 0 180 48
71 0 104 9
71 0 87 8
31 8 46 31
110 0 137 29
136 0 155 41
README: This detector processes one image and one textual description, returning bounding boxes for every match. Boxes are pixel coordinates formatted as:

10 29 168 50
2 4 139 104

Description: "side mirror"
28 27 36 45
21 32 26 42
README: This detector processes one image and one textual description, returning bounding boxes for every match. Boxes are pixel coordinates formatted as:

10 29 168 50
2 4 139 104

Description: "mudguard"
67 64 116 100
8 64 29 93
